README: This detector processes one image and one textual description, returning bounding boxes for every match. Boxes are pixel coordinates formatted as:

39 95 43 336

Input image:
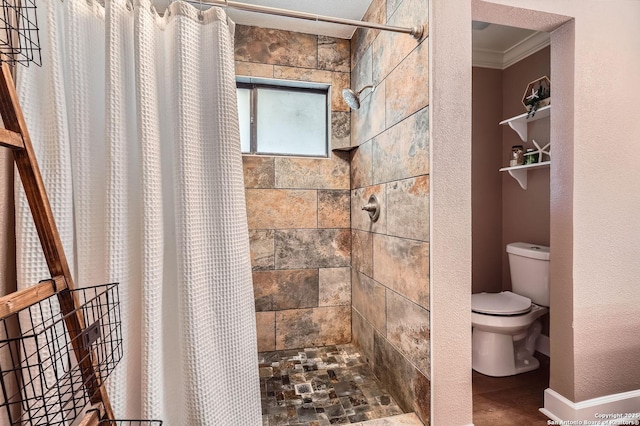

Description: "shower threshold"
258 344 406 425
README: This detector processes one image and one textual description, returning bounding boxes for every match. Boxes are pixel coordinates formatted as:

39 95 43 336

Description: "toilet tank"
507 242 550 307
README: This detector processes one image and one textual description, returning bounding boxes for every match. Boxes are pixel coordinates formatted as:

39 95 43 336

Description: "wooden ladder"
0 63 115 424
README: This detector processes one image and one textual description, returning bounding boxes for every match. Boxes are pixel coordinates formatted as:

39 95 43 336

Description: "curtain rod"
185 0 424 39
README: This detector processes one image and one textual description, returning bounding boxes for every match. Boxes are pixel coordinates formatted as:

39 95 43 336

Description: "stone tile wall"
235 26 353 351
348 0 431 423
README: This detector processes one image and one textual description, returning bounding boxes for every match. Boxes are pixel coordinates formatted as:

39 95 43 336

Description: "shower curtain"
14 0 261 424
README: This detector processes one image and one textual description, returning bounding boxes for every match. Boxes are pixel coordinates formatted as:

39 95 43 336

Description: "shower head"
342 83 376 110
342 88 362 110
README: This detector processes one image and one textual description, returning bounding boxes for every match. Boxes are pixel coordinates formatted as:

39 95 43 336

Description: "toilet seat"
472 291 532 316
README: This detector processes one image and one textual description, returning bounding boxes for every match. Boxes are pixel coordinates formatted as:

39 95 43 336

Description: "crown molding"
473 31 550 69
503 31 551 68
472 48 504 69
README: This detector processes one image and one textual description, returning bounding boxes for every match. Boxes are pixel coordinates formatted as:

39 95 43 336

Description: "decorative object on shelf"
524 148 538 164
510 145 524 167
528 139 551 163
522 76 550 118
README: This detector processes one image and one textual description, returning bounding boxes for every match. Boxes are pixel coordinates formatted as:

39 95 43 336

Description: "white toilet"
472 242 550 377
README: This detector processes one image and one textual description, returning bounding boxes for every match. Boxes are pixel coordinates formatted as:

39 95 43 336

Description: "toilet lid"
472 291 532 315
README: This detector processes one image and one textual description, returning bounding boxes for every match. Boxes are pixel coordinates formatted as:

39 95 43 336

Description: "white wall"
431 0 640 422
429 0 473 424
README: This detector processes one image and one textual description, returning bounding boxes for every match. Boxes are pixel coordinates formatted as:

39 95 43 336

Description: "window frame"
236 80 330 158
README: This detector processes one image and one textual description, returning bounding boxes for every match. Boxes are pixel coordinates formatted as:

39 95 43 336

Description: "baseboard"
536 334 550 357
541 388 640 423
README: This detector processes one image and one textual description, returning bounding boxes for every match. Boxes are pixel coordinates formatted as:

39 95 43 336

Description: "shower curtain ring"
198 0 204 20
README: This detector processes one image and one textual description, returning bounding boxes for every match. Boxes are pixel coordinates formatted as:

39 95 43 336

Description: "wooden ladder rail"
0 63 115 422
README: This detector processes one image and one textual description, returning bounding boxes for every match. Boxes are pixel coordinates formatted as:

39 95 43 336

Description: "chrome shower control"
361 194 380 222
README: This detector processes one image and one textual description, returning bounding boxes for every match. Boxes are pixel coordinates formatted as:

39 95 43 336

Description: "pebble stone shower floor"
259 344 405 425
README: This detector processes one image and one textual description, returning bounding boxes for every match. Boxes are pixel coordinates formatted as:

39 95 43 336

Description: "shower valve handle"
361 204 376 212
361 195 380 222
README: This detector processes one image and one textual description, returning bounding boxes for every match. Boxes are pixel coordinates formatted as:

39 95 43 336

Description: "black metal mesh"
99 421 163 425
0 283 123 425
0 0 41 66
79 284 123 384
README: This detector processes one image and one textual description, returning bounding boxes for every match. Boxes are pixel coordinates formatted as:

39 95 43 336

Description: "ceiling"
156 3 550 54
227 0 373 39
156 0 373 39
472 22 550 69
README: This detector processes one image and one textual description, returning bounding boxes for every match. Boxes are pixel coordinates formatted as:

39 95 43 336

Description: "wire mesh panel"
99 421 163 425
0 283 123 425
79 284 123 383
0 0 41 66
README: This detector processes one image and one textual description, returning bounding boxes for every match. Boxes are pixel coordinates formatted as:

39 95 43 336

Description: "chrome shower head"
342 88 361 110
341 83 376 110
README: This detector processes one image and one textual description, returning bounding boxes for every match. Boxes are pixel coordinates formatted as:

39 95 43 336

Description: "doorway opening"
471 23 551 425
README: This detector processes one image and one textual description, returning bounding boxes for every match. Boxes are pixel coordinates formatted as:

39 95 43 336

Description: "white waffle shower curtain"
14 0 261 424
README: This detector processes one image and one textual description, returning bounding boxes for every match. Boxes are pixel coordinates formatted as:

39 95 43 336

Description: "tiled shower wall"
234 26 353 352
348 0 430 422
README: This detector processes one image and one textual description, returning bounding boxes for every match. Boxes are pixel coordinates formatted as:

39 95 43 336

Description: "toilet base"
513 354 540 375
472 319 544 377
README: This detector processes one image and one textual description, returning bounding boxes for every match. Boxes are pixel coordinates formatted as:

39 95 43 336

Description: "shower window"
236 81 329 157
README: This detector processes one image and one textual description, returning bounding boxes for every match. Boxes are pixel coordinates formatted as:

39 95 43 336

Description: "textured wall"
234 26 353 351
471 67 503 294
429 0 474 423
348 0 430 422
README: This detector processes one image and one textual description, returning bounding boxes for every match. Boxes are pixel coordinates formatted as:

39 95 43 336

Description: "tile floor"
473 353 550 425
259 344 407 425
260 344 548 425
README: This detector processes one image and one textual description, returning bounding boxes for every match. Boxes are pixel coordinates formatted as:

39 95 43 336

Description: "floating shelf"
331 145 357 153
499 161 550 190
499 105 551 142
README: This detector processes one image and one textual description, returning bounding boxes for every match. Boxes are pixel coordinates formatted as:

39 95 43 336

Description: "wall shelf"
500 161 550 190
499 105 551 142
